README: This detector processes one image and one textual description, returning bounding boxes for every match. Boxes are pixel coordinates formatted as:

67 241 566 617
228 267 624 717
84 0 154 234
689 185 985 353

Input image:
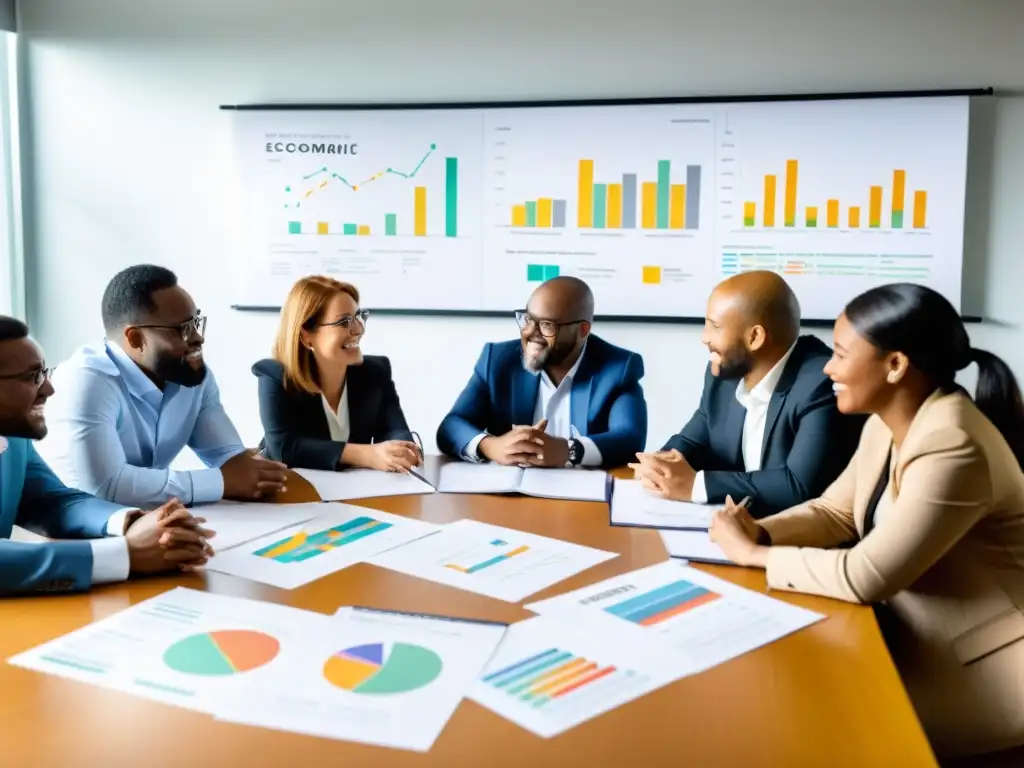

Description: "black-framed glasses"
515 310 584 338
0 367 53 387
133 314 207 342
313 309 370 330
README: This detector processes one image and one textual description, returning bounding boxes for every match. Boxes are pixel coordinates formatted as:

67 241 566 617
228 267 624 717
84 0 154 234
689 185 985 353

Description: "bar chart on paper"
254 516 393 563
482 105 718 315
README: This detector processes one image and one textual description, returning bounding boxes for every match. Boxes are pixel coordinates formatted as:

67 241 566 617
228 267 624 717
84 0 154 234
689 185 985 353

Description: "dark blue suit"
1 437 124 594
437 335 647 468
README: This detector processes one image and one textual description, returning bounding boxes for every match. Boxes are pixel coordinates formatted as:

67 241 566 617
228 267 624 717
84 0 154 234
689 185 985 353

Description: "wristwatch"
567 438 584 466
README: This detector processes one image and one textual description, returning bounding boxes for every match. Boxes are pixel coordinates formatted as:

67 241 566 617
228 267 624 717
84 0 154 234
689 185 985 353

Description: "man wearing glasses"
37 265 289 509
437 276 646 468
0 315 214 594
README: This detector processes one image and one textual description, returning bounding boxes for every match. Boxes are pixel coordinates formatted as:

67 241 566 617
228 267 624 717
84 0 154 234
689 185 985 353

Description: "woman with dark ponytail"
708 283 1024 763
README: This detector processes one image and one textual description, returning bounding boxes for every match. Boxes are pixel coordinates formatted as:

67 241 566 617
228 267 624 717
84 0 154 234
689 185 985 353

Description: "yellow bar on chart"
578 160 594 228
414 186 427 236
537 198 553 228
511 204 527 227
743 201 757 226
763 174 777 227
869 186 883 228
669 184 686 229
642 265 662 284
784 160 798 226
892 170 906 215
317 222 329 235
849 206 861 228
641 182 658 229
913 190 928 228
827 199 839 228
357 225 370 236
607 184 623 228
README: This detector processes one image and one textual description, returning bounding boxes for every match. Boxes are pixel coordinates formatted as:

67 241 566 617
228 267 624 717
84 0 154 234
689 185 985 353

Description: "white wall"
17 0 1024 456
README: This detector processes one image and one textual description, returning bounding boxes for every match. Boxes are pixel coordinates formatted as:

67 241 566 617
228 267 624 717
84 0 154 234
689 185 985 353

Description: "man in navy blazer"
437 277 647 468
632 272 863 517
0 316 211 595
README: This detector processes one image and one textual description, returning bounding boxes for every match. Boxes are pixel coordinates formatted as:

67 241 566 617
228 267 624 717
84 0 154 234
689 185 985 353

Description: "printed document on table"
7 587 332 714
610 479 714 531
437 463 608 502
526 561 824 673
216 607 507 752
204 503 440 589
190 501 323 553
469 615 687 738
367 519 617 603
294 467 436 501
659 529 734 564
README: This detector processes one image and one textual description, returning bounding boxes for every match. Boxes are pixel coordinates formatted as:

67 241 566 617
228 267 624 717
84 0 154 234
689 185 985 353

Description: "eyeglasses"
133 314 207 342
313 309 370 330
515 310 585 338
0 367 53 387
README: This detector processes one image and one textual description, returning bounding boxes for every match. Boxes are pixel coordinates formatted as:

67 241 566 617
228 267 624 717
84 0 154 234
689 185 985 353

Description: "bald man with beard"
437 276 647 469
632 271 864 517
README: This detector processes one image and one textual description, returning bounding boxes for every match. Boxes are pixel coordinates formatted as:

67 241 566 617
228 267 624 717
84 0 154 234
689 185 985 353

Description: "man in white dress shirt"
437 277 647 469
632 271 863 516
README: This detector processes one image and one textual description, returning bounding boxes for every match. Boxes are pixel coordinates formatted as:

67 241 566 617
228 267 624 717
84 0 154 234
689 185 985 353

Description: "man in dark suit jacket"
632 272 863 517
437 277 647 469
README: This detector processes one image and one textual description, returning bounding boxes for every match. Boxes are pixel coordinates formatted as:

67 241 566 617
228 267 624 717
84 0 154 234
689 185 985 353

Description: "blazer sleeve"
374 358 414 442
585 353 648 467
700 377 852 516
765 427 991 604
661 368 714 469
436 345 495 458
256 373 343 471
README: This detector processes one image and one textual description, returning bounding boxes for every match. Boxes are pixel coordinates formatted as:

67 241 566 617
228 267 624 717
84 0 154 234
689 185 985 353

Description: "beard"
0 407 47 440
154 354 208 388
714 348 753 380
522 337 575 373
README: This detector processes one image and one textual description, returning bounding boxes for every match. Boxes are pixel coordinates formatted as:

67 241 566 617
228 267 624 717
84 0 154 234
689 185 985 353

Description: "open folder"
437 462 610 502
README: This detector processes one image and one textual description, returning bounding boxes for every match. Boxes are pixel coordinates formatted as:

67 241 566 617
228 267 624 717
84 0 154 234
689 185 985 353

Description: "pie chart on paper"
163 630 280 676
323 642 442 694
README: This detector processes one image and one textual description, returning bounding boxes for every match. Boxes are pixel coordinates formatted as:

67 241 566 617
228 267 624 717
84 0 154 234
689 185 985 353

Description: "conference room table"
0 459 938 767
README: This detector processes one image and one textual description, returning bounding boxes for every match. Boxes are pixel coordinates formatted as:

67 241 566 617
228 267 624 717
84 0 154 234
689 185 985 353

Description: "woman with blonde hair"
709 283 1024 764
252 276 420 472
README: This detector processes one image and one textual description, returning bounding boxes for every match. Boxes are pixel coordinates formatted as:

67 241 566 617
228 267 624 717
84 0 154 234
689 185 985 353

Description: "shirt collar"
540 340 587 388
105 340 164 404
735 341 798 407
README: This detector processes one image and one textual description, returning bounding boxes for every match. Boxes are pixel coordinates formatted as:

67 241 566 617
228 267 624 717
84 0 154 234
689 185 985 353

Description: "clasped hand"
480 420 569 467
628 449 697 500
708 496 769 568
125 498 216 575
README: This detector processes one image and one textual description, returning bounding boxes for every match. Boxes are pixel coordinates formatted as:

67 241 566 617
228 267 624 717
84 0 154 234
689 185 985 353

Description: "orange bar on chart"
869 186 883 228
578 160 594 228
849 206 861 228
827 199 839 228
357 225 370 235
763 174 777 227
892 170 906 227
784 160 798 226
537 198 553 228
669 184 686 229
414 187 427 236
641 182 658 229
607 184 623 228
913 190 928 228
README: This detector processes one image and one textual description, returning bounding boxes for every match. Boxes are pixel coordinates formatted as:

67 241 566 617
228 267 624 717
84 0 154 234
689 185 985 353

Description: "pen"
737 496 752 509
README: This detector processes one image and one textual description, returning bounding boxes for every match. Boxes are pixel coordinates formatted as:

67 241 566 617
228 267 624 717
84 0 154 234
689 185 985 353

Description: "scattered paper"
294 467 436 501
368 519 617 603
190 501 323 553
216 607 506 752
204 504 440 589
526 561 824 673
658 529 733 564
470 615 685 738
610 479 714 531
437 463 608 502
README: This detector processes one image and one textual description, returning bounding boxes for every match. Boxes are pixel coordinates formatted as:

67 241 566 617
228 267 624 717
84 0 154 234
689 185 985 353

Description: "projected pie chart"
163 630 280 676
324 642 442 694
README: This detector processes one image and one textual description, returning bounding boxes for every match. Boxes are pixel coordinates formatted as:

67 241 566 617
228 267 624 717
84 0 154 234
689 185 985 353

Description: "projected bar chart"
742 163 929 230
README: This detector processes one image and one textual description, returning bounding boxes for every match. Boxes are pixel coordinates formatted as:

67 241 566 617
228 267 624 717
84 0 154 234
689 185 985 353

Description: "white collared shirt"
465 343 603 467
691 342 797 502
321 386 351 443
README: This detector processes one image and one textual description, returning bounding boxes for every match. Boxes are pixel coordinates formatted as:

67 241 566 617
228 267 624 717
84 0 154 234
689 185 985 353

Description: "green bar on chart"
592 184 607 229
525 201 537 227
385 213 397 236
288 221 301 235
343 223 358 235
445 157 458 237
656 160 671 228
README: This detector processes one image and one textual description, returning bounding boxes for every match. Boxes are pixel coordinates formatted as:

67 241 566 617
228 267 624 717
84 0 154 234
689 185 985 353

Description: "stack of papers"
204 503 440 589
437 463 609 502
294 467 436 501
8 588 506 753
610 479 715 531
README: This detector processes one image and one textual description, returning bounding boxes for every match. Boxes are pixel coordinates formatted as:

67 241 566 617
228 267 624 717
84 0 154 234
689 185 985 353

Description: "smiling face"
301 290 365 372
520 289 586 373
824 312 906 414
701 288 756 379
0 336 54 439
127 285 207 388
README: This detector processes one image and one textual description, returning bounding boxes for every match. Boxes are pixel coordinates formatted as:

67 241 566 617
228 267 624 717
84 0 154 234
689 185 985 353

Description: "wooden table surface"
0 463 938 767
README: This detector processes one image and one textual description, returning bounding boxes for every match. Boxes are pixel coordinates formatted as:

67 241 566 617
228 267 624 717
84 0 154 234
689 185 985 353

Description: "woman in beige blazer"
709 283 1024 764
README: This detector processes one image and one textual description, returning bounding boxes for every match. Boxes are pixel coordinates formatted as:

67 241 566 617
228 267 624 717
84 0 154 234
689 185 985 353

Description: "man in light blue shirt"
0 315 212 595
38 265 288 509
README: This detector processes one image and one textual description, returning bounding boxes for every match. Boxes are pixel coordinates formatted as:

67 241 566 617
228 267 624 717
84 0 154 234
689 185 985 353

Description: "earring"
888 372 899 384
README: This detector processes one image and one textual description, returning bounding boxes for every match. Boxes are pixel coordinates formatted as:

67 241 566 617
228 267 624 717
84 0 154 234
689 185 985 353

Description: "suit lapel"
758 338 808 467
723 389 747 466
570 358 595 437
0 440 21 537
345 366 372 440
511 366 540 427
